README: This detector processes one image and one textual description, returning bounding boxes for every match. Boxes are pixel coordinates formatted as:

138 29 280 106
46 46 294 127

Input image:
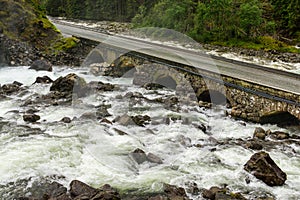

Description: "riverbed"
0 66 299 199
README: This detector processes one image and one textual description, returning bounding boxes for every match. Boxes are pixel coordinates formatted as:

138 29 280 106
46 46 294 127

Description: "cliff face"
0 0 60 50
0 0 93 67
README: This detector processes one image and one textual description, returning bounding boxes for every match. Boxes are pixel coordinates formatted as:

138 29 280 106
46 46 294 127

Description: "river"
0 66 299 199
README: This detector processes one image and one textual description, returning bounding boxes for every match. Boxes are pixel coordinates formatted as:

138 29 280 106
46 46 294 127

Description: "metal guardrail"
53 20 300 106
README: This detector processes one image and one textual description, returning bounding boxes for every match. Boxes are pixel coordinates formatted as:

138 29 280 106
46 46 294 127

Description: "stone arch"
82 49 105 67
260 111 300 126
198 90 231 106
154 74 177 89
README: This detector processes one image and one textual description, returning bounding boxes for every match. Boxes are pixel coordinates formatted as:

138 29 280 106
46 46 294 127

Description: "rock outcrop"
244 151 287 186
29 59 53 72
50 73 88 98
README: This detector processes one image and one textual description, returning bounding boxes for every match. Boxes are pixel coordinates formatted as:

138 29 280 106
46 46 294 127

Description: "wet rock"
245 141 263 150
163 183 188 200
34 76 53 84
202 186 226 200
185 182 200 195
114 114 151 127
61 117 71 123
94 184 121 200
147 153 163 164
270 131 290 140
70 180 98 198
26 108 39 114
50 73 87 98
23 114 40 123
104 56 136 77
254 127 266 140
0 83 22 95
143 83 165 90
100 118 113 125
88 81 115 92
80 112 97 120
95 105 112 119
244 151 287 186
131 115 151 126
29 59 52 72
13 81 23 86
89 62 110 76
114 114 135 126
112 128 128 135
18 180 68 200
130 148 148 164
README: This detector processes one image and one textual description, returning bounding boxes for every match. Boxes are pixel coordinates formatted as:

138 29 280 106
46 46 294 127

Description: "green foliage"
42 0 300 52
53 37 79 51
43 0 158 22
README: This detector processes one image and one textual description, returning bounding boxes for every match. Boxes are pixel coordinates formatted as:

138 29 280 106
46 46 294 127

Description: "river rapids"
0 66 299 199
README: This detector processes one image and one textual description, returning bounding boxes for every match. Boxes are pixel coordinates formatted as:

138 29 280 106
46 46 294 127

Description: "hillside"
42 0 300 53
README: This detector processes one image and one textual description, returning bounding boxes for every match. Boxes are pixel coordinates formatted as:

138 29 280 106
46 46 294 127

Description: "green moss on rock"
53 37 79 51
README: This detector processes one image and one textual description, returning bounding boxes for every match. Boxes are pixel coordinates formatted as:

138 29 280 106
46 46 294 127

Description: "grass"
211 36 300 53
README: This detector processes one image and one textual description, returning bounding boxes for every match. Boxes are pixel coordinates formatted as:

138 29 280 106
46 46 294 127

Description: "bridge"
53 20 300 125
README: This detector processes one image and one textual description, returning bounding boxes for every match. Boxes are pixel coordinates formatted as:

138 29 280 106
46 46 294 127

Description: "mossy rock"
0 0 61 50
53 37 80 51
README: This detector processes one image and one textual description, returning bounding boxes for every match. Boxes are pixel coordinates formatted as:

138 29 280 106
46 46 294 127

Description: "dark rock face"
50 73 87 98
130 148 163 165
70 180 98 198
0 83 21 95
131 115 151 126
70 180 120 200
34 76 53 84
29 59 53 72
130 148 148 164
244 151 287 186
61 117 72 123
23 114 40 123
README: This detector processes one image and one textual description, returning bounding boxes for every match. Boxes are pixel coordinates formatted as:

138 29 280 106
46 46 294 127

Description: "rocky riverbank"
0 33 98 67
0 64 299 199
203 43 300 64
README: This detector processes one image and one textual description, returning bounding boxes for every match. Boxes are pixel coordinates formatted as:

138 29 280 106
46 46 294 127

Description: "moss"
53 37 80 51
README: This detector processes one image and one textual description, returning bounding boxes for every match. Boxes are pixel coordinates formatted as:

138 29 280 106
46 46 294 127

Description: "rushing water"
0 66 299 199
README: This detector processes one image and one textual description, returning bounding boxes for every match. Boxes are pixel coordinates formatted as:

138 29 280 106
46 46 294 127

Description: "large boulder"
29 59 53 72
50 73 87 98
244 151 287 186
70 180 120 199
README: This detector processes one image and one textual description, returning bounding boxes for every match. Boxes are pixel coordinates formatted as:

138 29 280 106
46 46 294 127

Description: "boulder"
69 180 98 198
17 180 68 200
50 73 87 98
270 131 290 140
0 82 23 95
163 183 188 200
61 117 71 123
69 180 120 200
202 186 226 200
147 153 163 164
23 114 40 123
253 127 266 140
29 59 52 72
130 148 148 164
34 76 53 84
95 105 112 119
244 151 287 186
132 115 151 127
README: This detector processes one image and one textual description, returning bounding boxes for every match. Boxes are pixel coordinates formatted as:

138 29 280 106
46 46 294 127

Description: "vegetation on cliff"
0 0 81 53
42 0 300 53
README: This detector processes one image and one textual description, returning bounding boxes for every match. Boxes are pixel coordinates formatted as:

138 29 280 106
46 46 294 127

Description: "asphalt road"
54 23 300 95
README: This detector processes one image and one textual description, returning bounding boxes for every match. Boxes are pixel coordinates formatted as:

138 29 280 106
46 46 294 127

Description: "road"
54 22 300 95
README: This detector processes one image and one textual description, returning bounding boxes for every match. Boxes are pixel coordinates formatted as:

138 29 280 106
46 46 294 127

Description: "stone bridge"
84 44 300 126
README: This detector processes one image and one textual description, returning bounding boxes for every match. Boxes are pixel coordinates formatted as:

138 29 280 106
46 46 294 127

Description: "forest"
41 0 300 51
